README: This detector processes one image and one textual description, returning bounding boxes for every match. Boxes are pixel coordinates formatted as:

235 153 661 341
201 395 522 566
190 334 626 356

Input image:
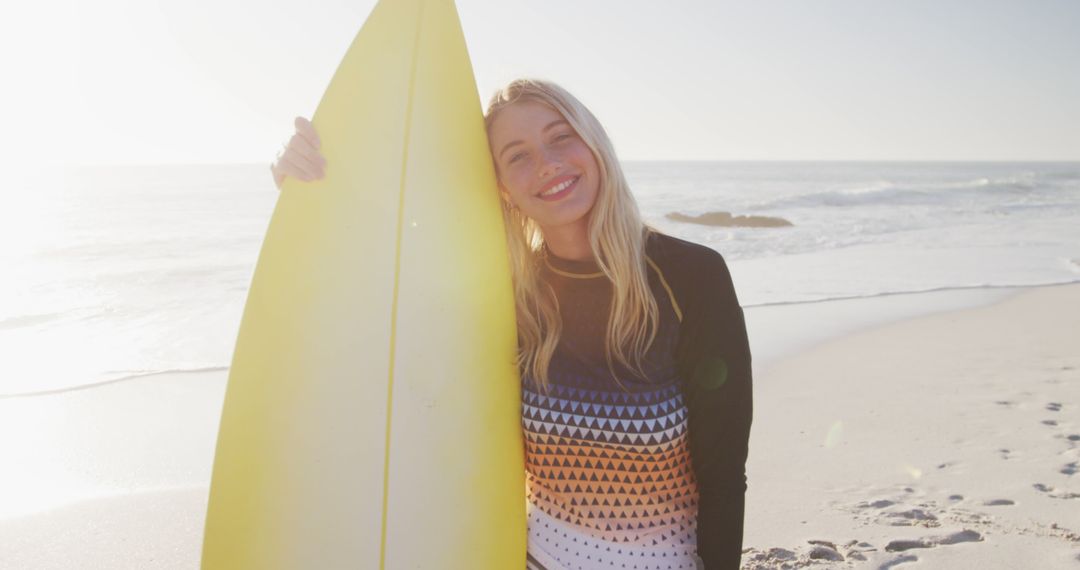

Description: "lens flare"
824 420 843 449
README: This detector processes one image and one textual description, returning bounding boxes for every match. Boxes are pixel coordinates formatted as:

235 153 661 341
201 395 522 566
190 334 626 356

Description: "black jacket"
647 231 753 569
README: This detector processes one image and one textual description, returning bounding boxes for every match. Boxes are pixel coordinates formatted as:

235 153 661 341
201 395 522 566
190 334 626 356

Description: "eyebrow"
497 119 570 161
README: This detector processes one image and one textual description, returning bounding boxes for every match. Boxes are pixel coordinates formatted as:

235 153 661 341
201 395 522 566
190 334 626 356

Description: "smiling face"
488 100 601 235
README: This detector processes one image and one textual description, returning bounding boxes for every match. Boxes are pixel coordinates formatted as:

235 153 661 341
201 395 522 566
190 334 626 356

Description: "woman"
272 79 752 570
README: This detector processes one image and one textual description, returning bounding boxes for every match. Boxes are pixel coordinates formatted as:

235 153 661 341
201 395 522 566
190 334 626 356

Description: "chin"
538 210 592 231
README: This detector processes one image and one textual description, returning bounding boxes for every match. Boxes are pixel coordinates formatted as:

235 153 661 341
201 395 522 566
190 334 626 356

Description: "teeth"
541 177 576 196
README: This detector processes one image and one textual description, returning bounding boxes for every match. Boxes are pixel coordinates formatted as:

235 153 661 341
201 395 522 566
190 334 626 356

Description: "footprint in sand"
995 400 1017 408
943 508 995 527
1061 462 1078 476
879 554 919 569
884 508 940 527
983 499 1015 506
1033 483 1080 500
744 539 885 568
740 547 809 569
1066 434 1080 442
1046 402 1063 412
885 529 983 552
1042 419 1059 426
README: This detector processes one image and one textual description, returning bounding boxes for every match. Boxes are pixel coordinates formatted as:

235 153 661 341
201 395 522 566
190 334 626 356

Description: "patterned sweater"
523 232 753 570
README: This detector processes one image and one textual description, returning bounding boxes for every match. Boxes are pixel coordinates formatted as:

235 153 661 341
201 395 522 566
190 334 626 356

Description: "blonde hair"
484 78 658 392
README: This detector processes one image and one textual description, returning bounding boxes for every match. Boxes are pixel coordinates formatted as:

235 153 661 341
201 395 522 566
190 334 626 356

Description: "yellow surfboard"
200 0 524 567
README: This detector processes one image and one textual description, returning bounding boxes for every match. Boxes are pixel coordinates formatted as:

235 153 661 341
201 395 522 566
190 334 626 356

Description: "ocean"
3 161 1079 395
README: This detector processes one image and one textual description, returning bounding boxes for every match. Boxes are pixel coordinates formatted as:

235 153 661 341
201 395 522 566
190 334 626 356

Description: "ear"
496 181 513 206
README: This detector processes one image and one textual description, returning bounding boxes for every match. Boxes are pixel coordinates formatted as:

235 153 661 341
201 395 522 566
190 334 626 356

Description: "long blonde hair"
484 78 659 392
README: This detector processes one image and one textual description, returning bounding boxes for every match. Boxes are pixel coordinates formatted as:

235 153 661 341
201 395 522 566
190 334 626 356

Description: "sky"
9 0 1080 166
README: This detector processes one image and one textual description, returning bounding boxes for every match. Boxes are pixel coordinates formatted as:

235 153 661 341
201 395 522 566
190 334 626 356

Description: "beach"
1 283 1076 568
743 283 1080 569
30 0 1079 562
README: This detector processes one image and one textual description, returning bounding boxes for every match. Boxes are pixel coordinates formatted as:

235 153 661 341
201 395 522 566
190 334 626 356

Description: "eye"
553 133 573 142
508 151 527 164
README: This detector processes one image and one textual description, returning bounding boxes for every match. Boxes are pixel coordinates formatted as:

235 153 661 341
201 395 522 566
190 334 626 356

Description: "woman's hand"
270 116 326 190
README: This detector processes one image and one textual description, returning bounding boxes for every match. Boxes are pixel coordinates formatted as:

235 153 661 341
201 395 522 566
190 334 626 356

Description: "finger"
280 150 321 182
289 133 327 168
294 116 321 150
283 144 324 178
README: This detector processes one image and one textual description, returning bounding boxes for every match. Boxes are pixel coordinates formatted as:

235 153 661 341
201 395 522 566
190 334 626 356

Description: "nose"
537 148 562 180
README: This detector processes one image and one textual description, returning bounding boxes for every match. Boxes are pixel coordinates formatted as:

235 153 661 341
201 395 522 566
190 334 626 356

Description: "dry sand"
743 283 1080 568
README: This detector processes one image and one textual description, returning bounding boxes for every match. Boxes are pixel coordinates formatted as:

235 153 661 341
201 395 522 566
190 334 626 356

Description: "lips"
537 175 580 202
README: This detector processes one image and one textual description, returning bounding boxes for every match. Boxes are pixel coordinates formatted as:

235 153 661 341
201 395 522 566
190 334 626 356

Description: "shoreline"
1 283 1076 568
2 282 1060 399
744 282 1043 368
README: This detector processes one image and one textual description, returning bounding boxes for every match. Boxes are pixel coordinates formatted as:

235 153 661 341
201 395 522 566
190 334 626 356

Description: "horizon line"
64 158 1080 168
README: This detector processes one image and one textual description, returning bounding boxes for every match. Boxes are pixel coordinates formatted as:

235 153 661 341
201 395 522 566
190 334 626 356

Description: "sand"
742 283 1080 568
0 370 225 570
1 284 1077 569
